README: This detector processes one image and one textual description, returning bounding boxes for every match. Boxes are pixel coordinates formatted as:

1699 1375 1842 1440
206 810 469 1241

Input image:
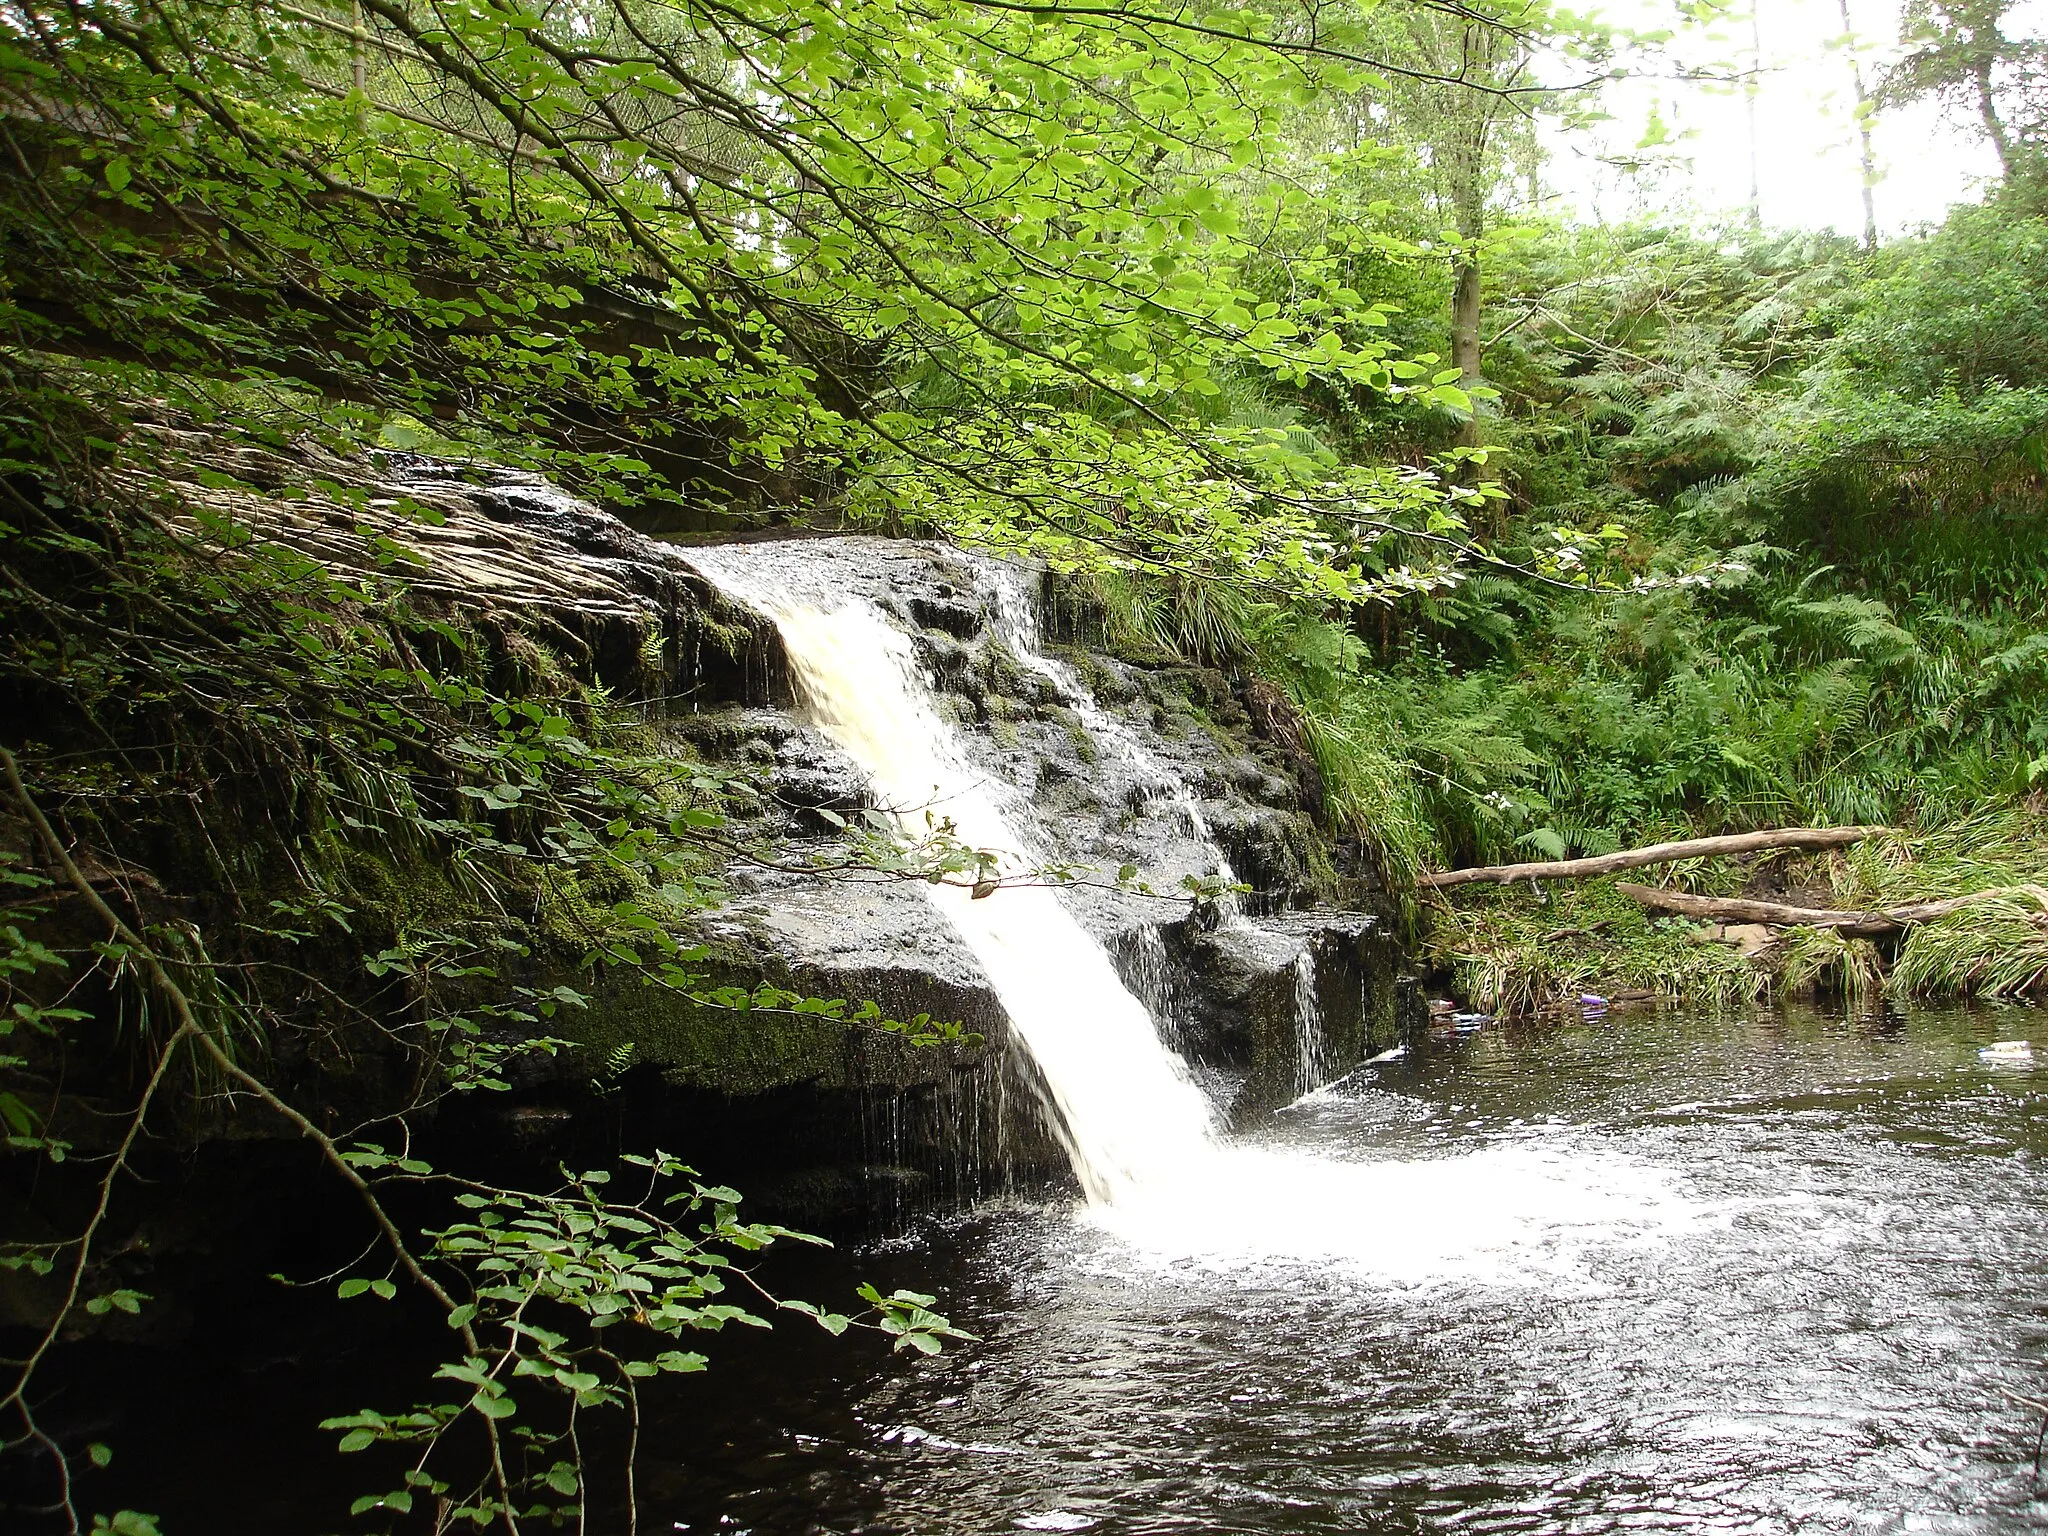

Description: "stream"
643 1001 2048 1535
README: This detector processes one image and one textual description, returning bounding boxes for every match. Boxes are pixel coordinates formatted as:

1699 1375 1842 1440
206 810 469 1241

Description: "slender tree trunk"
1974 50 2013 174
1450 249 1483 447
1417 826 1883 889
1745 0 1763 228
1448 20 1489 452
1615 882 2011 936
1449 157 1482 391
1835 0 1879 249
1447 200 1482 355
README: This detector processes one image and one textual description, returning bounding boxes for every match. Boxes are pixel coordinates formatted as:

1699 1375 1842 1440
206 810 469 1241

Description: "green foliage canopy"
0 0 1514 595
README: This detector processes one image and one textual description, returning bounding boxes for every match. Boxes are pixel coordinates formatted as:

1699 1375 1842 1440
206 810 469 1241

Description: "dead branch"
1418 826 1884 889
1613 883 1999 937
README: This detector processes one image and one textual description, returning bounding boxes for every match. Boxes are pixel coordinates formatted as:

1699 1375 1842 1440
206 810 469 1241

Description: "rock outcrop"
171 451 1423 1216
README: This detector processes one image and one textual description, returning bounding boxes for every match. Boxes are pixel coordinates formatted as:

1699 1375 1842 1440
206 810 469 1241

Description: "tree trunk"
1614 883 2009 937
1446 18 1493 455
1417 826 1883 889
1973 48 2014 174
1745 0 1764 228
1836 0 1879 249
1450 256 1484 448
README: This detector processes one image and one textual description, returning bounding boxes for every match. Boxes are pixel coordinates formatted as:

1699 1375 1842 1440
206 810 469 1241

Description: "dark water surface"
54 1002 2048 1534
646 1003 2048 1536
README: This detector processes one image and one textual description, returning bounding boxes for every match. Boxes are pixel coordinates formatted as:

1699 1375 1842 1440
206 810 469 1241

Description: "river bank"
1421 808 2048 1018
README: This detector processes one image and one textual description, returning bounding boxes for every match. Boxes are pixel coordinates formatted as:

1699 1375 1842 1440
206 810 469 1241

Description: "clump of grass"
1838 803 2048 906
1454 939 1603 1018
1821 803 2048 999
1892 888 2048 999
1299 711 1433 896
1071 569 1254 667
1430 877 1770 1015
1779 925 1886 1003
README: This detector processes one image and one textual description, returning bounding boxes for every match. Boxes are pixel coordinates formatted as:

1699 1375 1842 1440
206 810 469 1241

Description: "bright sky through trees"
1545 0 2048 235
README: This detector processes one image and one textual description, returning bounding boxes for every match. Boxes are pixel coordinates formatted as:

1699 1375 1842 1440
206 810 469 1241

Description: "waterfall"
686 547 1220 1204
1292 949 1328 1100
687 540 1705 1281
1122 924 1181 1052
987 569 1245 914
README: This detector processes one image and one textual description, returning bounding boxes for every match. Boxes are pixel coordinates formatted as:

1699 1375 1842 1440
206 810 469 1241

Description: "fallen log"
1417 826 1884 890
1613 883 1996 937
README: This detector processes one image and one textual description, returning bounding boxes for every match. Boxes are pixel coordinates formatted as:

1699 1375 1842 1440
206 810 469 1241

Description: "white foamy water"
1079 1139 1711 1288
687 542 1703 1279
985 566 1243 907
1292 949 1327 1100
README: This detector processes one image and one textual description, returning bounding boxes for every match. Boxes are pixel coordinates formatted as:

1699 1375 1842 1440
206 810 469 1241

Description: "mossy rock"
563 973 863 1095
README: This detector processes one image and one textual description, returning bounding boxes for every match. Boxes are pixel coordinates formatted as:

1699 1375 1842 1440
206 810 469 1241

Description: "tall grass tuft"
1779 925 1886 1003
1891 889 2048 999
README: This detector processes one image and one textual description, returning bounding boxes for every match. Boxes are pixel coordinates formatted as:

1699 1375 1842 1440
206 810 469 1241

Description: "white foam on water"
687 543 1706 1282
1076 1139 1711 1288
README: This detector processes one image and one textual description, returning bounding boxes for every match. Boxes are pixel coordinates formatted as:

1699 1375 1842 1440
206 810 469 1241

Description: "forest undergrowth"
1084 193 2048 1012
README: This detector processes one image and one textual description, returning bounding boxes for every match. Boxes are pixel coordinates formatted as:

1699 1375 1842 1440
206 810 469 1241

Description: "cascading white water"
689 541 1707 1283
987 569 1245 913
1291 949 1328 1100
685 551 1221 1204
1122 924 1181 1051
